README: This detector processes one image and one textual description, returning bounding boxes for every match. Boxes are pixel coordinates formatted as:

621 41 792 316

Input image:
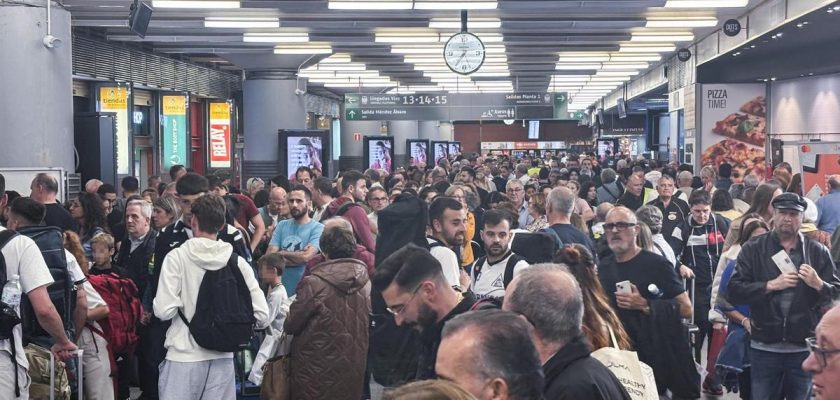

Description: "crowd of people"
1 150 840 400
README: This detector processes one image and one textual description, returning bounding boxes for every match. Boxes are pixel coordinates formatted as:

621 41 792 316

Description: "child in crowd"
258 253 290 332
89 234 119 275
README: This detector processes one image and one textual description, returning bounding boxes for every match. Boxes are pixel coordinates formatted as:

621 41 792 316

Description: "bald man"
259 187 289 242
85 179 103 194
803 304 840 400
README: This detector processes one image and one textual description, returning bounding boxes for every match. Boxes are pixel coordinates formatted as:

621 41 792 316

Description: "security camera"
43 35 62 49
294 89 306 96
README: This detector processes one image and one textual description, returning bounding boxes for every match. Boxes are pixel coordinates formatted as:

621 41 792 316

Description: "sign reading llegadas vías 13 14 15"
344 92 569 121
208 102 232 169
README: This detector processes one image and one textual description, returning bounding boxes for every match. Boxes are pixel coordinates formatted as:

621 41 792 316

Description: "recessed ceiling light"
796 21 809 28
153 1 239 8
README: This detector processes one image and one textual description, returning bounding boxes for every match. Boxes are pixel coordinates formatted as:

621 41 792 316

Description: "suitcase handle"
50 349 84 400
683 278 695 325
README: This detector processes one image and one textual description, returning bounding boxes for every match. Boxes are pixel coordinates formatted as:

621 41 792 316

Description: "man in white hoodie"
154 194 268 400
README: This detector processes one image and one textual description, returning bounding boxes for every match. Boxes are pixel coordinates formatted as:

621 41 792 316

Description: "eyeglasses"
604 222 637 231
386 283 423 316
806 337 840 370
506 188 523 193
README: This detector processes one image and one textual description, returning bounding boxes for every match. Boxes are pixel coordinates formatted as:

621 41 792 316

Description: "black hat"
772 192 808 212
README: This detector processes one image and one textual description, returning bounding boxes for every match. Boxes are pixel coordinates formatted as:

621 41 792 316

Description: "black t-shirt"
548 223 597 256
598 250 684 306
43 203 79 233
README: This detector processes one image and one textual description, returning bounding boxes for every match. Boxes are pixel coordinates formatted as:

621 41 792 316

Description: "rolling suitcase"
48 349 83 400
683 278 701 363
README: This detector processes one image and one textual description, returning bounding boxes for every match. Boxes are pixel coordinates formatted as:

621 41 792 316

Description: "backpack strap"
0 230 20 397
335 201 359 217
471 256 487 282
0 230 17 251
503 254 525 288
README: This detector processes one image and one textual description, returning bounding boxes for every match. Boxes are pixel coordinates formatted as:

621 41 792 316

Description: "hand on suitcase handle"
51 340 79 362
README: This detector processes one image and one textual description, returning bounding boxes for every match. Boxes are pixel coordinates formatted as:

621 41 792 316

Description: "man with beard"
373 244 476 380
468 209 529 300
729 193 840 400
267 185 324 296
427 197 467 290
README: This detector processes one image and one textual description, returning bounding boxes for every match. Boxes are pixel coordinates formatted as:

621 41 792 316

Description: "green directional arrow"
346 109 360 120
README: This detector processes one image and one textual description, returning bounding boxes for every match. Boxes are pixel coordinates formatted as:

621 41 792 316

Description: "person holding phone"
728 192 840 400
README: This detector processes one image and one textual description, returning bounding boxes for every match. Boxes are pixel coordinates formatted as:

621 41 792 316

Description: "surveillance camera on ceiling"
43 35 62 49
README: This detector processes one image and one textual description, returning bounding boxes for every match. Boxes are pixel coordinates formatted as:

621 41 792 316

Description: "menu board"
287 136 323 180
700 84 767 178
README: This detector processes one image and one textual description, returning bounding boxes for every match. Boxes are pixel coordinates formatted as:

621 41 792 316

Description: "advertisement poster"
368 139 393 171
798 142 840 202
161 95 188 170
448 142 461 158
409 141 428 167
287 136 323 179
208 102 232 169
700 84 767 178
99 87 130 174
433 142 449 165
597 139 617 159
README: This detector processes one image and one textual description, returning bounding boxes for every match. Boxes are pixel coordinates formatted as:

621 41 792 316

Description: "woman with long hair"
525 192 549 232
579 181 599 209
554 244 633 350
565 180 595 223
70 192 109 258
723 182 782 251
152 196 181 231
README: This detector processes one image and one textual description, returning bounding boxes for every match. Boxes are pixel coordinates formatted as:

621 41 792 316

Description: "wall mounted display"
700 84 767 178
432 140 449 165
407 139 430 167
448 142 462 158
279 129 329 180
208 101 233 169
364 136 394 172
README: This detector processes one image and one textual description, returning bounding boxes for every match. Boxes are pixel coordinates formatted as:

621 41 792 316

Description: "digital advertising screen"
448 142 462 158
407 139 430 167
364 136 394 172
432 141 449 165
279 129 329 180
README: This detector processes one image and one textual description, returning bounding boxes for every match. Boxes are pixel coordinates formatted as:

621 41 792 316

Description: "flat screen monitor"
432 141 449 165
279 129 329 180
448 142 461 158
407 139 430 167
528 120 540 139
363 136 395 172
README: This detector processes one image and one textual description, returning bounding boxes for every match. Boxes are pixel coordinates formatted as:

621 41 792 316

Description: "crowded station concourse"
5 1 840 400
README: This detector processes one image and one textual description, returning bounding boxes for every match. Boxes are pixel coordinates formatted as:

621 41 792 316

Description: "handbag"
259 333 292 400
591 326 659 400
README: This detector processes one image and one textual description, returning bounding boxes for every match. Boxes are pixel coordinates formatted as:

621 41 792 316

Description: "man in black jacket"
504 264 631 400
729 192 840 400
373 244 475 380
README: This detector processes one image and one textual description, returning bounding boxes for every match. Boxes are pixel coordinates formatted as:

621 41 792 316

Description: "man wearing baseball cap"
728 192 840 399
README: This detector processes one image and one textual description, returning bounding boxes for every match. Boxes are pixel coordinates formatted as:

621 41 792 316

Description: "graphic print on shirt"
280 235 306 252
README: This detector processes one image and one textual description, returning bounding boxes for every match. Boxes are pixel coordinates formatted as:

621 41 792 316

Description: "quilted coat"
284 258 371 400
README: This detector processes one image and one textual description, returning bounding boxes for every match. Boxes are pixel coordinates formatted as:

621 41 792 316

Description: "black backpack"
178 252 255 352
511 231 558 264
16 225 75 346
0 230 24 398
370 193 429 386
470 253 526 290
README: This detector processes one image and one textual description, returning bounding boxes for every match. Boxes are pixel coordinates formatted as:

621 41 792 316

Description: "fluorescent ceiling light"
558 55 611 62
274 44 332 55
414 1 497 10
243 33 309 43
376 33 441 43
329 1 412 10
619 44 676 53
601 63 649 70
630 32 694 42
555 64 601 70
645 17 718 27
318 54 353 63
324 82 398 88
609 54 662 62
429 18 501 29
153 1 239 8
595 71 639 76
311 64 368 71
392 45 505 54
469 72 511 77
664 0 748 7
205 18 279 28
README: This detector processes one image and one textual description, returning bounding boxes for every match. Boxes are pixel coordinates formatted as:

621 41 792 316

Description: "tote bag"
591 326 659 400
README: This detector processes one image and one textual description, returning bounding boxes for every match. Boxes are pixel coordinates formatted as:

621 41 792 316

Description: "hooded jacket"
678 213 730 294
322 197 376 253
284 258 371 400
153 238 268 362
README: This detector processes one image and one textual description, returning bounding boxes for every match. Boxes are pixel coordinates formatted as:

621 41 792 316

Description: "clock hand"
456 50 467 65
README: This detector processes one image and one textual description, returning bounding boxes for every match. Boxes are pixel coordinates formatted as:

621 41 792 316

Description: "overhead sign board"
344 92 569 121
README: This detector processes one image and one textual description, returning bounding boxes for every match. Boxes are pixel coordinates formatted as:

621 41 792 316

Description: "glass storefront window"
133 105 151 136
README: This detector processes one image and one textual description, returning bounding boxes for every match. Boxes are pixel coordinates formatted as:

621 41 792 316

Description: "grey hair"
657 174 675 185
677 170 694 185
635 205 663 234
743 173 760 188
729 183 746 201
126 199 152 220
636 223 656 253
505 264 583 345
547 187 575 215
700 166 716 179
321 216 353 232
596 203 615 222
600 168 617 184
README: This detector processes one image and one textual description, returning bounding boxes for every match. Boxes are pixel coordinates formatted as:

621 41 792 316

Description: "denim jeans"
749 348 811 400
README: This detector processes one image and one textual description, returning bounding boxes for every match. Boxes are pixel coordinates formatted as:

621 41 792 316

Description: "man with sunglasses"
803 304 840 400
373 244 475 380
728 192 840 400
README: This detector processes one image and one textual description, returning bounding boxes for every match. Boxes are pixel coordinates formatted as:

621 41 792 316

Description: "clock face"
444 32 486 75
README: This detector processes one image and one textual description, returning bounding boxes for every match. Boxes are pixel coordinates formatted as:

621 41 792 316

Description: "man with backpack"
427 197 467 290
469 209 529 300
0 174 78 399
153 194 268 400
321 170 376 253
